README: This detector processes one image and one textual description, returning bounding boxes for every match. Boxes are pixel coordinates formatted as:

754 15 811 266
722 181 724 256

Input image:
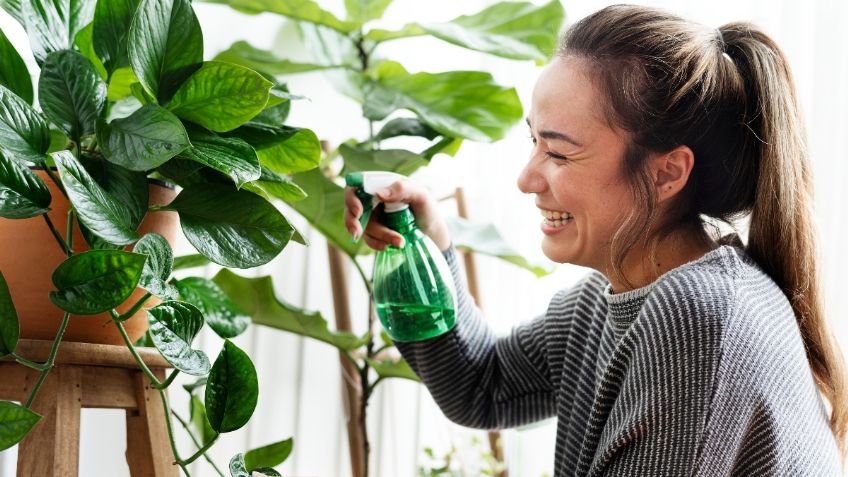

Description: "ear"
652 145 695 203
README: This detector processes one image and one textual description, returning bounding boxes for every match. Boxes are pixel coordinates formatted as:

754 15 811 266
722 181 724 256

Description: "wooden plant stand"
0 339 178 476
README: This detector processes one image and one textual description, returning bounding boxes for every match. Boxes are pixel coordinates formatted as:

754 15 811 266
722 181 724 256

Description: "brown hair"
559 4 847 458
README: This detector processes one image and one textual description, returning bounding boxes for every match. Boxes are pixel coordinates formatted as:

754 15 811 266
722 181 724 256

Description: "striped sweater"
396 235 843 476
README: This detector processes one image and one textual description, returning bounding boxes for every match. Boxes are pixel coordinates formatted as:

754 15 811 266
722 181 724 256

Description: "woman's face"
518 55 635 271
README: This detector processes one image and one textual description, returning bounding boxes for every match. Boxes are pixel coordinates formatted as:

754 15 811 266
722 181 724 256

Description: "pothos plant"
0 0 323 475
203 0 565 475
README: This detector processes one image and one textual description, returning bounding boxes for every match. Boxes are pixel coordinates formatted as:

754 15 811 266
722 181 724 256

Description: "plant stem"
111 312 163 389
156 387 190 476
351 257 374 297
66 209 74 255
161 369 180 388
42 214 70 254
12 353 49 371
171 410 226 477
23 312 71 408
181 432 219 465
118 291 153 321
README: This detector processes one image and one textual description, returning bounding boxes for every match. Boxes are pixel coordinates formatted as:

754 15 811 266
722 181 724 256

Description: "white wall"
1 1 846 476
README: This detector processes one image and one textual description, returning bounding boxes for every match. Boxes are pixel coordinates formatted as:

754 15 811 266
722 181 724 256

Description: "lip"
540 217 574 236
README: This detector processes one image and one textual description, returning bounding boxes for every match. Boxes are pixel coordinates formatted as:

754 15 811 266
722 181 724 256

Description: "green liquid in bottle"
373 208 456 342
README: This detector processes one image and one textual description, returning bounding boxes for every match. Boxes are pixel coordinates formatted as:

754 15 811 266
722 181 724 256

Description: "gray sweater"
396 236 842 476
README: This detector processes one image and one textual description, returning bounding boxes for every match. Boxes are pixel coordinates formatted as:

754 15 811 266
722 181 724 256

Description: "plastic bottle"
345 171 457 342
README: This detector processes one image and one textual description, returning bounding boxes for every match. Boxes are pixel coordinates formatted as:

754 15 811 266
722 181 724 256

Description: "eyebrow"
526 118 584 148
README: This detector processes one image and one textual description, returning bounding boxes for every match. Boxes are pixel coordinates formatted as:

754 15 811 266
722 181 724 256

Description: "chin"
541 241 572 265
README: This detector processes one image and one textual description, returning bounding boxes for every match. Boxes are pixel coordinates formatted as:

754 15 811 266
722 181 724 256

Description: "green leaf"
344 0 391 23
53 150 139 245
174 276 250 339
173 253 211 271
74 22 108 80
214 41 346 76
247 83 295 129
0 151 51 218
190 394 217 445
0 271 19 357
0 28 33 104
147 300 211 375
252 468 282 477
79 156 148 228
230 126 320 175
48 249 147 314
363 61 522 142
0 0 24 26
445 216 553 277
21 0 95 64
96 104 190 171
163 183 294 268
182 376 207 393
179 126 261 188
0 84 51 164
203 0 358 33
205 339 258 433
420 0 564 63
133 233 178 300
339 143 428 176
128 0 203 102
366 356 420 382
93 0 141 76
38 50 107 141
244 437 293 471
228 453 249 477
0 401 41 451
167 61 272 133
372 117 439 142
289 168 368 256
365 23 425 43
212 268 367 350
242 166 307 203
106 67 139 101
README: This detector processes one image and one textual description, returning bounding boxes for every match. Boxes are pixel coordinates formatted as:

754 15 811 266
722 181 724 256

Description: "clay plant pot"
0 167 180 345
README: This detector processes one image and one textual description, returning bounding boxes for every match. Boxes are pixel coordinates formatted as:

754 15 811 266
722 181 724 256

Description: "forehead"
530 56 607 132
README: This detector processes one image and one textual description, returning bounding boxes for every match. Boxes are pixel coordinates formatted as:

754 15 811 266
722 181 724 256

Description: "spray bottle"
345 171 457 342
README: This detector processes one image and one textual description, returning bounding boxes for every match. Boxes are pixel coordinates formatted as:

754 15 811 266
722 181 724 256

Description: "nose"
517 154 546 195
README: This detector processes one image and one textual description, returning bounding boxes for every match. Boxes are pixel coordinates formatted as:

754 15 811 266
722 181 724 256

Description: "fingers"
344 187 364 239
344 185 404 250
363 227 404 251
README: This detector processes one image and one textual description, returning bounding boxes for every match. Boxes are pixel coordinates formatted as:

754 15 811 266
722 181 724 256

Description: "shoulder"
547 269 608 317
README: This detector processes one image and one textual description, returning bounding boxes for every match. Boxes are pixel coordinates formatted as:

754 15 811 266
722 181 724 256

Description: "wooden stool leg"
17 365 83 477
126 369 179 477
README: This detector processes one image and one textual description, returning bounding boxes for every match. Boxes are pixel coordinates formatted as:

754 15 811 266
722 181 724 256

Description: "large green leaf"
205 339 258 433
174 276 250 339
74 22 108 80
106 67 139 102
289 168 367 257
229 453 249 477
212 268 367 350
162 183 294 268
96 104 190 171
362 61 522 142
179 127 261 189
133 233 179 300
446 216 553 277
202 0 358 33
248 83 295 129
242 166 307 203
189 394 217 445
0 0 24 26
21 0 95 64
214 41 347 76
0 28 32 104
230 126 320 175
365 23 425 43
53 150 139 245
0 152 51 219
48 249 147 314
420 0 564 63
0 271 19 357
147 300 211 375
128 0 203 102
372 117 439 142
167 61 272 133
79 155 148 228
366 356 419 382
339 143 428 176
0 85 51 164
38 50 107 141
344 0 391 23
244 437 293 471
0 401 40 451
173 253 211 271
93 0 140 76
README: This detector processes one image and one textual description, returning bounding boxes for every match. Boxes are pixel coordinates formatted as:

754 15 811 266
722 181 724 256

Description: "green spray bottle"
345 171 457 342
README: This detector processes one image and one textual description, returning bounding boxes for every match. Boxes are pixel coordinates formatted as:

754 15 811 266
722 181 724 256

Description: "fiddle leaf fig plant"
206 0 564 475
0 0 321 474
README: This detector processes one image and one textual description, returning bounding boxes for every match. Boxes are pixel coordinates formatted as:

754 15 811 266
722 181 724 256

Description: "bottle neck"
381 208 417 235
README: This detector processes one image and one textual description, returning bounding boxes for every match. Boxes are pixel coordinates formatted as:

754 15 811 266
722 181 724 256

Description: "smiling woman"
345 3 847 476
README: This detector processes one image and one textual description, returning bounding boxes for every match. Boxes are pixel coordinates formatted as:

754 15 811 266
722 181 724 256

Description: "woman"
344 5 846 475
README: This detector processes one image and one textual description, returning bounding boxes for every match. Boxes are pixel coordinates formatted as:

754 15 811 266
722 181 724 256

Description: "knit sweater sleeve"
394 244 587 430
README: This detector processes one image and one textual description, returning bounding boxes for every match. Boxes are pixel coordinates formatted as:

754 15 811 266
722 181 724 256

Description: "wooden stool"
0 339 178 476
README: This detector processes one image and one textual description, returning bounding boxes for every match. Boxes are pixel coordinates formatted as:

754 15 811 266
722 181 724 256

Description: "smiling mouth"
540 208 573 227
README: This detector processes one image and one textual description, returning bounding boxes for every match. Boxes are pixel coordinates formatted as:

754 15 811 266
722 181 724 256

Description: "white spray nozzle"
345 171 410 212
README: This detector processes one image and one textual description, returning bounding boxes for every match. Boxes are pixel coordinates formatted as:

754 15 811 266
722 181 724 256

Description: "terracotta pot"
0 167 180 345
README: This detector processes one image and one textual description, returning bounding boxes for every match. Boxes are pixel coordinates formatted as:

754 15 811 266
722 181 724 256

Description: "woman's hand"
344 179 451 252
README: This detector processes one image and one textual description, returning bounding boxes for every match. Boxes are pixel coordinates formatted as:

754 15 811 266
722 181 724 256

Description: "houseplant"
0 0 319 474
203 0 565 475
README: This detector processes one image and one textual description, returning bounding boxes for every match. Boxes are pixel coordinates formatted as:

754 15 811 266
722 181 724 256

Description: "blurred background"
1 0 846 476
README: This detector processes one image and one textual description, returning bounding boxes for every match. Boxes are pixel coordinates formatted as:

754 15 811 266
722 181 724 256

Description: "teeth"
540 208 572 220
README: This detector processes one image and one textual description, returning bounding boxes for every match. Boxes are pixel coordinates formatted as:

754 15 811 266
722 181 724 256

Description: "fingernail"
396 237 405 248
